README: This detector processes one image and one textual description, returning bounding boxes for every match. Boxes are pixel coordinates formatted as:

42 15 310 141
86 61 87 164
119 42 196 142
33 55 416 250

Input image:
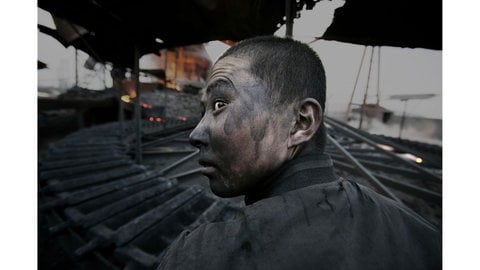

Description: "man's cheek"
223 100 255 135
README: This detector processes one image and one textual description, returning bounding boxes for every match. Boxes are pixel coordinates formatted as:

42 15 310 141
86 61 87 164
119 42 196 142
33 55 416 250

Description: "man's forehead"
207 56 252 82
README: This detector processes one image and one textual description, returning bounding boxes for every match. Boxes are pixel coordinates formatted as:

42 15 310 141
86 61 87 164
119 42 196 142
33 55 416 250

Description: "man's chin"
208 177 242 198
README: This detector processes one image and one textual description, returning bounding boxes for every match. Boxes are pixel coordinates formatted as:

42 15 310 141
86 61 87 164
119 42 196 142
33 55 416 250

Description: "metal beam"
326 118 442 183
332 160 441 204
134 46 142 164
285 0 293 38
327 116 442 168
159 150 199 175
327 134 404 205
328 152 428 182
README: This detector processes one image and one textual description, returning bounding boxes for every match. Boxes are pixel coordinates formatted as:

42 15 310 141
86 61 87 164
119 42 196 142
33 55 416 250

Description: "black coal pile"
58 86 119 102
141 89 202 119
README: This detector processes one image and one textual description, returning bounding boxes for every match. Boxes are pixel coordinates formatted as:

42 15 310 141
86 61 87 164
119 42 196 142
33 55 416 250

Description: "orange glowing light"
140 103 153 109
121 95 131 103
148 116 154 121
155 117 163 122
176 116 187 122
377 144 394 152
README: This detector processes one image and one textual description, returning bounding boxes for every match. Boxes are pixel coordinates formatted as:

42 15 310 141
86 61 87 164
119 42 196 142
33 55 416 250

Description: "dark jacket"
157 153 441 270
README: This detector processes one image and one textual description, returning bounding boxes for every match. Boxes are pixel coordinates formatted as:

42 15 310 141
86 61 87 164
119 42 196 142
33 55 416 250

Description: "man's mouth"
198 159 217 175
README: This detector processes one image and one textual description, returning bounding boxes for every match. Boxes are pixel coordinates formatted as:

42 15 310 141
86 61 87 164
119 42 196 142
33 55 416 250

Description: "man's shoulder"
157 179 441 270
156 215 256 270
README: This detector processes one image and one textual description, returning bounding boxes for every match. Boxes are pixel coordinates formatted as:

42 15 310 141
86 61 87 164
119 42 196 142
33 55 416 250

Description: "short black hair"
219 36 327 152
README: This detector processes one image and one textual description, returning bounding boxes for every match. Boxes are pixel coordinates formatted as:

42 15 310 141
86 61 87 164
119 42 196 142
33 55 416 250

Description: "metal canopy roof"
38 0 319 68
322 0 442 50
38 0 442 68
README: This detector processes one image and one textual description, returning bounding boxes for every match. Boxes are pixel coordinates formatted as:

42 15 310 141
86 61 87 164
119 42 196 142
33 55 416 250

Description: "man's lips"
198 159 217 175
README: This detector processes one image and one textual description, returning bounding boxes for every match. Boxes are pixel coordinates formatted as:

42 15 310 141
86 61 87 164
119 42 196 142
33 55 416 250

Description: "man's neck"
244 148 337 205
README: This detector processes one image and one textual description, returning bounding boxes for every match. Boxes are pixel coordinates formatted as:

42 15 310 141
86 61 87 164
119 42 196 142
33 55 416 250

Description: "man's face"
189 56 292 197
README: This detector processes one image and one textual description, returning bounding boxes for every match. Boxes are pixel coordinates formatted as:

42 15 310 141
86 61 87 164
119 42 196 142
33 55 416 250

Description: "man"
157 36 441 270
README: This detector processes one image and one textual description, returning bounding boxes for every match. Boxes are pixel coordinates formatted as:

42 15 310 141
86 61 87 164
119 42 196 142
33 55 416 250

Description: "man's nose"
189 120 209 148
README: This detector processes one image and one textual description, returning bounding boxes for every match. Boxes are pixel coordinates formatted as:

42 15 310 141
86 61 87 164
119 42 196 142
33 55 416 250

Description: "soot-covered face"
189 56 292 197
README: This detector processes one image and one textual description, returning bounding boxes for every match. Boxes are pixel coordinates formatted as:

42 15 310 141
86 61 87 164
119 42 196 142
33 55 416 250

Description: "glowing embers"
141 103 153 109
148 116 164 123
377 143 423 164
176 116 187 122
121 95 131 103
121 95 153 109
396 153 424 164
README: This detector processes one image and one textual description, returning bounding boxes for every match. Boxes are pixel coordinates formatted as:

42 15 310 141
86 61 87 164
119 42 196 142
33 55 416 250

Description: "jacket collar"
245 151 338 205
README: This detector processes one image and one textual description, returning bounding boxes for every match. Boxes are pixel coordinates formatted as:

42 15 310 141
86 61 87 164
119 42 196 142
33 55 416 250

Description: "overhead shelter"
38 0 321 68
321 0 442 50
39 0 442 68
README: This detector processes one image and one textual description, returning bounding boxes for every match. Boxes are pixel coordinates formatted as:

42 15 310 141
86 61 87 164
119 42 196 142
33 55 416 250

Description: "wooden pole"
399 100 408 138
134 46 142 164
285 0 293 38
74 49 78 87
344 46 368 123
359 46 374 130
376 47 381 106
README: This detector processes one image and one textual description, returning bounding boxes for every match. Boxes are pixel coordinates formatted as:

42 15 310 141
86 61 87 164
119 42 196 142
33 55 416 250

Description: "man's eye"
213 101 226 111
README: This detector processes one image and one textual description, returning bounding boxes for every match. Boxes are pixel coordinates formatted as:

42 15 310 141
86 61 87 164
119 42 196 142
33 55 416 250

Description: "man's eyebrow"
205 79 234 95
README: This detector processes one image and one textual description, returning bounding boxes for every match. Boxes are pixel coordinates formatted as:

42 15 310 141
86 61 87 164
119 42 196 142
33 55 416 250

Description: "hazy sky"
38 0 441 119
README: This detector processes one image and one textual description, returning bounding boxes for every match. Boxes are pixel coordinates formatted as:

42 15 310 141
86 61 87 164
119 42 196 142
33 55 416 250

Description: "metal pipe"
327 116 442 168
119 98 125 135
159 149 199 175
141 148 196 155
332 159 441 204
327 152 428 181
74 49 78 87
142 130 191 148
40 160 132 180
359 46 374 129
327 134 404 205
285 0 293 38
326 118 442 183
40 172 166 211
376 46 381 105
48 210 117 269
40 154 124 170
344 46 368 122
45 149 125 161
399 100 408 138
134 46 143 164
113 186 203 245
186 200 227 231
75 182 178 229
74 187 201 258
167 168 203 179
41 166 145 193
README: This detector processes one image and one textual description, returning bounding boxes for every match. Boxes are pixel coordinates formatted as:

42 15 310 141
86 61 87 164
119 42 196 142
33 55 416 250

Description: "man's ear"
287 98 323 148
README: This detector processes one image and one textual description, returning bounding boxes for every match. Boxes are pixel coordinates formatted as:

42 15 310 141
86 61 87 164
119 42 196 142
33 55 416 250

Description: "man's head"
189 36 327 197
